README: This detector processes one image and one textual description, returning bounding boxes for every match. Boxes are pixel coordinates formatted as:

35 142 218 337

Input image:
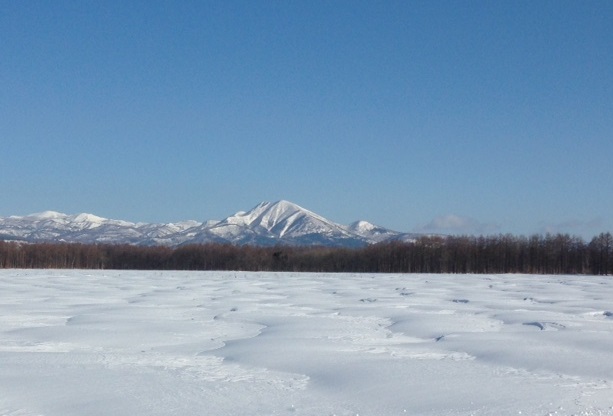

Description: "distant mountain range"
0 200 422 247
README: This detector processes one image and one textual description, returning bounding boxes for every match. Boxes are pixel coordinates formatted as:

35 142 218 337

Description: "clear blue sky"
2 1 612 238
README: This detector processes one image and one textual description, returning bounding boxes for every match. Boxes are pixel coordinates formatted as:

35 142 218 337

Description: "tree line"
0 232 611 275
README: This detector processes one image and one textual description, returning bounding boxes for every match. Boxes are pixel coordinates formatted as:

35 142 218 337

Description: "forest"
0 232 611 275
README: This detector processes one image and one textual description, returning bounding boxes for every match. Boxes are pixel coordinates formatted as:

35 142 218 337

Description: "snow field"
0 270 612 415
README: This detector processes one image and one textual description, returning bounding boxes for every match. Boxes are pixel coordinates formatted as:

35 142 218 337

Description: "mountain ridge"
0 200 422 247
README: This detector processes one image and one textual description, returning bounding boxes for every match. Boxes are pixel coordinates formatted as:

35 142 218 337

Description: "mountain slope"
0 201 416 247
204 201 364 246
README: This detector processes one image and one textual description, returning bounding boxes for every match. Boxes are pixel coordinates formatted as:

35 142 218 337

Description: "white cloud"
415 214 500 235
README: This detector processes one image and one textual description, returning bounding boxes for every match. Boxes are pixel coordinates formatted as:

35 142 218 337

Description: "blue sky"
2 1 612 238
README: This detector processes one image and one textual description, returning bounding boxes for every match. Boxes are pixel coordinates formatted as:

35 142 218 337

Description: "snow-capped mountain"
0 211 197 246
0 200 421 247
348 220 402 243
201 201 365 246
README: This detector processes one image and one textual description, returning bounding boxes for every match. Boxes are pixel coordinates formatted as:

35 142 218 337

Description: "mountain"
200 201 365 246
0 211 195 246
0 200 422 247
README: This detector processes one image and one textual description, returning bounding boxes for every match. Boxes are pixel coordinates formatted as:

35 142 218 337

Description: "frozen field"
0 270 612 416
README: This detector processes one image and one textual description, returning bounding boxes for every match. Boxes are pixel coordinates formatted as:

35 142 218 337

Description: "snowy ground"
0 270 612 416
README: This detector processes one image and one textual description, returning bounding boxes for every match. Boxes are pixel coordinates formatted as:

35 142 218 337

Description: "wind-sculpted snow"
0 271 612 415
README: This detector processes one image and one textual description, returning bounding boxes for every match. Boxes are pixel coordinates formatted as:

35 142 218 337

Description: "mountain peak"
348 219 405 243
270 199 300 209
251 200 304 214
349 220 377 233
0 200 411 247
70 213 106 224
27 211 67 220
221 200 312 232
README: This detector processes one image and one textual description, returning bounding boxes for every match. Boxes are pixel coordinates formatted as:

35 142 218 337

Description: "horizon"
2 1 612 240
2 198 612 241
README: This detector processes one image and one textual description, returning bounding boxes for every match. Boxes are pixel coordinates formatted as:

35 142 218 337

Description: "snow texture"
0 270 612 415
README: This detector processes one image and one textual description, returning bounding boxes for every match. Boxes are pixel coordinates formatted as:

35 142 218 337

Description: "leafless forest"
0 233 611 275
